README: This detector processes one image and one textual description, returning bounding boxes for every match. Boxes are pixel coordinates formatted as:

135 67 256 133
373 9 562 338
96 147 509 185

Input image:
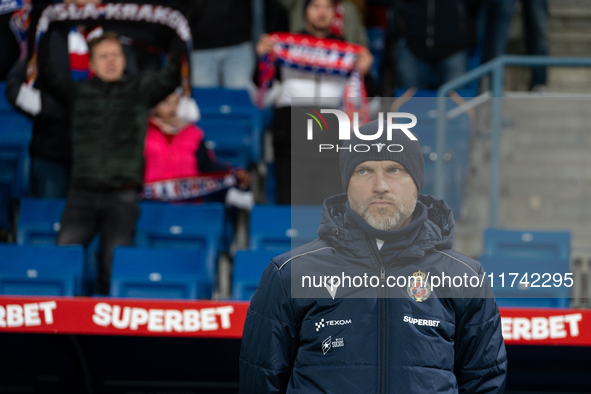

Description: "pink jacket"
144 121 205 183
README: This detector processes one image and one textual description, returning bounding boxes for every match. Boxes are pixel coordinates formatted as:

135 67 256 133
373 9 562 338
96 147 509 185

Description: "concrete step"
502 179 591 200
546 69 591 92
501 126 591 143
502 96 591 114
501 146 591 164
501 129 591 147
549 15 591 38
500 196 591 223
549 0 591 9
501 162 591 182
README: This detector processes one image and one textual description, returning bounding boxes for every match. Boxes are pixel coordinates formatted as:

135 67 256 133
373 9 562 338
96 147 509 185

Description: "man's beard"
350 193 417 231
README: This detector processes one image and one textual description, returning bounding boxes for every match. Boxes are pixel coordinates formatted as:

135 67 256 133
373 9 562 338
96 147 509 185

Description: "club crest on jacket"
407 270 431 302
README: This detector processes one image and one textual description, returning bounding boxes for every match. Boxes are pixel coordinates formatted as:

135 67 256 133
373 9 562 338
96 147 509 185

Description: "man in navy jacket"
239 119 508 393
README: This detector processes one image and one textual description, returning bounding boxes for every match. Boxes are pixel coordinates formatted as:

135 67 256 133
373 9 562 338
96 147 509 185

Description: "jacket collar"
318 193 455 264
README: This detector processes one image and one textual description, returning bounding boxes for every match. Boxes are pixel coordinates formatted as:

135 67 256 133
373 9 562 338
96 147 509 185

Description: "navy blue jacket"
240 194 507 393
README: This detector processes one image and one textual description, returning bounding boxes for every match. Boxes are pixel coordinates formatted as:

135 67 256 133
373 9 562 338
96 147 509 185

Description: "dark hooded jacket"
239 193 507 393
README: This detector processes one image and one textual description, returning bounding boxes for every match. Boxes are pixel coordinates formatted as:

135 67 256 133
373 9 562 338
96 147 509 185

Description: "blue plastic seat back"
249 205 322 251
0 183 11 230
0 244 84 296
0 82 14 114
17 197 101 295
192 88 256 115
135 202 225 298
198 119 256 168
483 229 571 261
0 113 32 198
192 88 263 166
232 250 285 300
479 255 570 308
0 81 12 113
17 197 66 245
110 246 204 299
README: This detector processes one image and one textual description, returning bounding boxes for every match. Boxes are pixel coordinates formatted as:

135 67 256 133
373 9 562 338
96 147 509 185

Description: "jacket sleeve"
140 37 183 108
454 265 508 393
195 140 229 173
5 60 30 116
35 32 77 106
239 262 299 393
6 59 69 120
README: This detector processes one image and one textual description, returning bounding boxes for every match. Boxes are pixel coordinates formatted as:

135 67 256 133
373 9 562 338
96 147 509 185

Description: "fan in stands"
143 90 254 210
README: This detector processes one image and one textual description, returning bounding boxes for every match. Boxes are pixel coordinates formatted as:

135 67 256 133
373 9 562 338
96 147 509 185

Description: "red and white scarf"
258 32 368 122
68 26 102 81
330 1 345 38
142 172 237 202
27 3 192 95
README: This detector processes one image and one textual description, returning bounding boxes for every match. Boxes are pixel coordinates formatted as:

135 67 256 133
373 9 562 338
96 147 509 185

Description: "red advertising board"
0 296 249 338
498 307 590 346
1 296 590 346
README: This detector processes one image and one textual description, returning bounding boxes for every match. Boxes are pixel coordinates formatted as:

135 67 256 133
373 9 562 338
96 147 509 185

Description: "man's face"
305 0 335 32
347 160 418 231
89 39 125 82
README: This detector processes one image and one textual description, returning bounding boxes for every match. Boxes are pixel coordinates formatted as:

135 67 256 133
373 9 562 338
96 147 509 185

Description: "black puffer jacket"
240 193 507 393
396 0 483 61
36 35 181 189
5 24 72 163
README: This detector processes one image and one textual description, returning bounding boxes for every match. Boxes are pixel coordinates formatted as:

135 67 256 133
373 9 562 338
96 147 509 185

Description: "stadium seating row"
2 200 324 300
0 198 574 306
480 228 571 308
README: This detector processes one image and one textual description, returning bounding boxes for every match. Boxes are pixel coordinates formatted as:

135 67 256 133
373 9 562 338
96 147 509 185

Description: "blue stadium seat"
17 197 66 245
198 118 255 169
135 202 225 299
249 205 322 251
483 229 571 261
192 88 255 112
110 247 204 300
17 197 100 295
480 229 571 308
0 82 13 113
0 184 10 231
192 88 263 168
232 250 280 300
479 255 571 308
0 244 84 296
0 112 32 198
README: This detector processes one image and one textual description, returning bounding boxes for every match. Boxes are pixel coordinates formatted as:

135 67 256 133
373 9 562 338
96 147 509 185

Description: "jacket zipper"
369 242 387 394
380 270 387 394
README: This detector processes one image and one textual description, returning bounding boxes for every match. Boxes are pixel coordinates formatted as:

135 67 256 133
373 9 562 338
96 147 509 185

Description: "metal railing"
435 55 591 227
